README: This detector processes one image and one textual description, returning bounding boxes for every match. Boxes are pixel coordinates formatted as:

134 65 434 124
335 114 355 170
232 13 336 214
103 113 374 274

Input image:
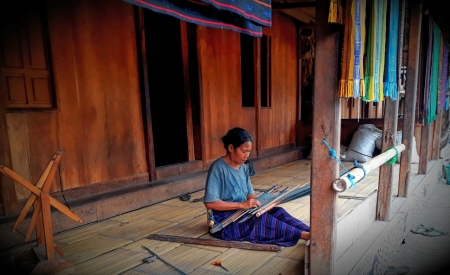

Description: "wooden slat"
101 1 145 181
0 165 82 224
101 218 175 241
75 247 147 275
419 122 430 174
199 247 277 274
431 112 442 160
40 192 55 259
13 154 54 232
181 21 195 162
310 0 340 273
63 235 133 265
377 97 399 221
135 245 220 275
255 37 262 156
0 67 18 214
6 113 31 199
251 256 303 275
147 234 281 252
399 0 422 196
26 113 59 192
136 7 156 181
47 0 86 191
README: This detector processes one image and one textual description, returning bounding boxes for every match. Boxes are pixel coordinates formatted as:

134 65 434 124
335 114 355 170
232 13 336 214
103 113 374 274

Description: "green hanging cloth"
427 21 441 124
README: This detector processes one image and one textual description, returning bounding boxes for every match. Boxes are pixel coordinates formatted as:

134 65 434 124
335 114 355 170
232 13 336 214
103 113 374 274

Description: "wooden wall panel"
29 0 146 192
26 111 59 192
47 0 86 190
197 26 256 161
6 113 31 199
260 12 297 150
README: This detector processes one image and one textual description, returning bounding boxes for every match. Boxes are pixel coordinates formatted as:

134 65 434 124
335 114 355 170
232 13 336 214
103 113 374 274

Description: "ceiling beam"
272 1 316 9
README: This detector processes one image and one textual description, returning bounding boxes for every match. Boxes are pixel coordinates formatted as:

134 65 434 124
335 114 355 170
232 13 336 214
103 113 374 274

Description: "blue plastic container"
445 164 450 185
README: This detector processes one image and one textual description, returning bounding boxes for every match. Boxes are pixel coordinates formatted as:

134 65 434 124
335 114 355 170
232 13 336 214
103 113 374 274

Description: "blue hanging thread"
322 139 350 176
322 139 367 189
383 146 399 164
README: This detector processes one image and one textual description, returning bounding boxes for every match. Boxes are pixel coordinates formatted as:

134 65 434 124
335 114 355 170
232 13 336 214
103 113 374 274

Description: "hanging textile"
421 17 433 124
328 0 344 24
383 0 400 100
439 40 448 111
200 0 271 27
123 0 272 37
427 21 441 124
363 0 388 102
447 75 450 110
338 0 366 99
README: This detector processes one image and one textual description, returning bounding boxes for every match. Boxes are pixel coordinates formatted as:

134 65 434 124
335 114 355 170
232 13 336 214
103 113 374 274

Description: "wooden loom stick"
209 186 281 233
0 165 83 223
148 234 281 251
255 185 300 217
12 154 55 232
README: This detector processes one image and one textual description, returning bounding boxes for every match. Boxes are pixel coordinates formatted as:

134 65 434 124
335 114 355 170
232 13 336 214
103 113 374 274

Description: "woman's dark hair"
221 127 253 151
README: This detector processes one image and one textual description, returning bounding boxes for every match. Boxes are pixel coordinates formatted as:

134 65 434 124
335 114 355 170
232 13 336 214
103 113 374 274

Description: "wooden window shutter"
1 7 54 109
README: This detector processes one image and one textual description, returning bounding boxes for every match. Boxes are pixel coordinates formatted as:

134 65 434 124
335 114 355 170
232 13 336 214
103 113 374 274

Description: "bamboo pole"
333 144 405 192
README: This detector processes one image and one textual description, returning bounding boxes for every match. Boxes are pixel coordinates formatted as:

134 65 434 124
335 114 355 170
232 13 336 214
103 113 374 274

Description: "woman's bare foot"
300 231 310 240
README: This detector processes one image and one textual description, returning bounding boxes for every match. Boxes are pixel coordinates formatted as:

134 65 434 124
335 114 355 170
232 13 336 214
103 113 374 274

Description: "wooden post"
310 0 340 273
255 38 262 156
0 77 18 215
136 7 157 181
377 98 399 221
377 0 405 220
431 112 442 160
180 22 195 162
419 122 430 174
399 0 422 196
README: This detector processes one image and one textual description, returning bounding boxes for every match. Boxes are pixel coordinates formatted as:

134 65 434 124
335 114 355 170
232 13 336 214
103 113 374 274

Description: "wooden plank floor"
3 159 414 275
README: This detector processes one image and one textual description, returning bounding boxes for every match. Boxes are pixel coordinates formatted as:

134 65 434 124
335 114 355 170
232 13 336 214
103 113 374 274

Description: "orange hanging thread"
211 260 229 272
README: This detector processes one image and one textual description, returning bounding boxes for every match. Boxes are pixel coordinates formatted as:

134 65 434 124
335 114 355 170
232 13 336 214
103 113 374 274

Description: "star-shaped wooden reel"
0 150 83 273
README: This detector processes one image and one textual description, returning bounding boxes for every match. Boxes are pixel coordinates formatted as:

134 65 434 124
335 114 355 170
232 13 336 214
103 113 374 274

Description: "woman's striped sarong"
210 207 310 247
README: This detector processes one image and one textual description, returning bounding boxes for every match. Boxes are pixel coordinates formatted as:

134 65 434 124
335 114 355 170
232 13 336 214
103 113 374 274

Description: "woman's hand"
241 198 261 209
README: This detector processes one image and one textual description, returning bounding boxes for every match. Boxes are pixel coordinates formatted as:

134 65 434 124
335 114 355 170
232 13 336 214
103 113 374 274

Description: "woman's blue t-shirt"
203 157 255 203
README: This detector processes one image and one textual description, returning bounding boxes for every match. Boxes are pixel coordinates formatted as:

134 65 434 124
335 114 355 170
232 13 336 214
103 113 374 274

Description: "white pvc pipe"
333 144 405 192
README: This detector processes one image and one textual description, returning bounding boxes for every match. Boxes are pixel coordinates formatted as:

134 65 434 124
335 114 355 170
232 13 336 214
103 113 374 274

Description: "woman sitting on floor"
203 127 310 247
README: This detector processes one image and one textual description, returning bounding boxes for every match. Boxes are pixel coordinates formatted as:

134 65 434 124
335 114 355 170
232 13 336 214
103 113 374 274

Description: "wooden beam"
136 7 157 181
431 112 442 160
272 1 316 9
399 0 422 197
377 0 406 220
147 234 281 251
419 122 430 174
255 37 262 156
377 98 399 221
310 0 340 273
0 74 18 215
181 21 195 162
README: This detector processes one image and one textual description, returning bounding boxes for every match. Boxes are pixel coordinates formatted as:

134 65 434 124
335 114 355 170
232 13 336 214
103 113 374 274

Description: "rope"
353 160 367 178
322 139 350 176
323 139 369 189
383 146 399 164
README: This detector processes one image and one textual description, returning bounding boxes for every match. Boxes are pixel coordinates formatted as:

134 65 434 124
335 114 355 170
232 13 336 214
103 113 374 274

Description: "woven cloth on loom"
363 0 387 102
383 0 400 100
338 0 366 98
439 39 448 110
123 0 271 37
427 21 441 124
